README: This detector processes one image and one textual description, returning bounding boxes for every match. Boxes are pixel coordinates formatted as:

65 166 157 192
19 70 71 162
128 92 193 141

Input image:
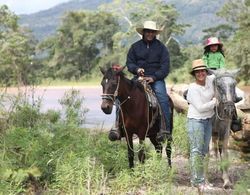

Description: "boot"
108 114 121 141
235 96 243 103
156 116 172 142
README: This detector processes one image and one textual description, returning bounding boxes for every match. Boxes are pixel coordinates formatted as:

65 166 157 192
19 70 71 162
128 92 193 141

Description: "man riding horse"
109 21 172 143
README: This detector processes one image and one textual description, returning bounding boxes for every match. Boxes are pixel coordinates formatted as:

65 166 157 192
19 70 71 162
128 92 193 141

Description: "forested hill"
19 0 227 43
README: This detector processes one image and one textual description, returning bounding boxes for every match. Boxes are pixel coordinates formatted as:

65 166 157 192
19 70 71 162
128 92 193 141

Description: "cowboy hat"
190 59 208 75
136 21 162 35
204 37 223 48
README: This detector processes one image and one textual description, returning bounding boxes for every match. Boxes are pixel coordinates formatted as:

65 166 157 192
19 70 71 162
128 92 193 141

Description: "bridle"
214 75 236 121
101 75 121 103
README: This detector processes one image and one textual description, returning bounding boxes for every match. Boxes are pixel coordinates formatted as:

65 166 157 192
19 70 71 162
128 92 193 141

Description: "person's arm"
126 45 139 75
153 45 170 81
187 87 216 113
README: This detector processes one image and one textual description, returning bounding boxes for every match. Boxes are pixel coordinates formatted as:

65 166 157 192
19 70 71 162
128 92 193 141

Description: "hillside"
19 0 227 43
19 0 112 41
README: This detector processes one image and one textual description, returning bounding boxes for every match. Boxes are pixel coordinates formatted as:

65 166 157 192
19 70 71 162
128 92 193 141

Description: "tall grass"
0 89 249 194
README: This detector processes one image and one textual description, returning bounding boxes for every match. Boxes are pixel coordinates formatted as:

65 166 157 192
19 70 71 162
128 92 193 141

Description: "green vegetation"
1 1 249 86
0 1 249 193
0 88 249 194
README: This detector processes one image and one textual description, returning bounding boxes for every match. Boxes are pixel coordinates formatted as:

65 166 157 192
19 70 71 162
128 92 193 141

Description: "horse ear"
207 69 215 75
230 68 241 77
113 65 126 74
117 65 126 73
99 66 106 75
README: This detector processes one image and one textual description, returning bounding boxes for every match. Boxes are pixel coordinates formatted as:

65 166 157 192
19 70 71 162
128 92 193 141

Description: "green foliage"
215 0 250 84
59 89 89 126
109 152 174 194
0 5 41 87
0 91 249 193
39 11 120 80
167 37 188 71
98 0 188 69
172 113 189 156
233 169 250 194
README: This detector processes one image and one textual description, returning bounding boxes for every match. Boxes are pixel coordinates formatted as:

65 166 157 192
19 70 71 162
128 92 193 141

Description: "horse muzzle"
222 101 235 118
101 100 114 114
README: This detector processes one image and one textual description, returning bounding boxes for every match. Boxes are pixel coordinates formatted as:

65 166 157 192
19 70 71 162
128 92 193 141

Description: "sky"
0 0 71 14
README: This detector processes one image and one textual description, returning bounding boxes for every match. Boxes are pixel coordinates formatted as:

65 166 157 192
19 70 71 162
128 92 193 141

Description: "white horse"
211 68 240 188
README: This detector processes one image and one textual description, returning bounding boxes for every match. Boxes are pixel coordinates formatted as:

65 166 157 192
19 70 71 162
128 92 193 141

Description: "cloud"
0 0 71 14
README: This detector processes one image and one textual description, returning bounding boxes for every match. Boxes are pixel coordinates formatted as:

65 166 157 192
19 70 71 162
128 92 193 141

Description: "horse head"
211 68 240 119
100 65 126 114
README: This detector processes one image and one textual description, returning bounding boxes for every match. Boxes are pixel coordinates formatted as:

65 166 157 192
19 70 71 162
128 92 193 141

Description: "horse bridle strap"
101 76 121 102
215 101 235 121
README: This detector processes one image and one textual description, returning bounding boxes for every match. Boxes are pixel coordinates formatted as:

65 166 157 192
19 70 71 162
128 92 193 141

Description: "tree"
216 0 250 84
39 11 120 80
0 5 38 86
202 24 235 42
98 0 188 70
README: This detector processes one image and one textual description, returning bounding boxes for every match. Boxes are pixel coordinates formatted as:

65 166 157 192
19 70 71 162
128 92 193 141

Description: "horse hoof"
223 181 233 189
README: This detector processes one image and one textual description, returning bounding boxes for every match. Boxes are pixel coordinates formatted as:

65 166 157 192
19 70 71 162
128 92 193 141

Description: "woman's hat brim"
189 66 208 75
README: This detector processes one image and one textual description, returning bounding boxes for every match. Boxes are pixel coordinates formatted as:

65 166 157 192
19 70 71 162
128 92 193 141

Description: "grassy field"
0 88 249 194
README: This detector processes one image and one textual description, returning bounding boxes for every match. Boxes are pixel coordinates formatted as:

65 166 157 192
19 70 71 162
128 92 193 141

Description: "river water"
5 86 115 130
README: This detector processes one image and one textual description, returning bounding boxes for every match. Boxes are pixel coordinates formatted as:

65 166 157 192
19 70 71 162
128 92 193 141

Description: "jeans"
187 117 213 186
150 80 171 131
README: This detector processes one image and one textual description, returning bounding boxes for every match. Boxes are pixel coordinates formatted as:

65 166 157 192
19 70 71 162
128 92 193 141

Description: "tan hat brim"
189 66 207 75
136 28 162 35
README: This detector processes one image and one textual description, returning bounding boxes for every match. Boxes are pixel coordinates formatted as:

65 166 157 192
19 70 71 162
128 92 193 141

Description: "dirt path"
171 153 250 194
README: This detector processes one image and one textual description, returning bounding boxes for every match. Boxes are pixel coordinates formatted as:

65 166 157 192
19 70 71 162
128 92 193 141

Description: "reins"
103 75 153 153
119 78 153 153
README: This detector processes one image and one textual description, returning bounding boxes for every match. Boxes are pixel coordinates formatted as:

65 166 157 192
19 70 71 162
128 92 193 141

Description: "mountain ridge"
19 0 227 43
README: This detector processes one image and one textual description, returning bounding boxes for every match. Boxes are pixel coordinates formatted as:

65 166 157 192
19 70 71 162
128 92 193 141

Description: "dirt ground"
240 86 250 93
170 85 250 194
170 152 250 195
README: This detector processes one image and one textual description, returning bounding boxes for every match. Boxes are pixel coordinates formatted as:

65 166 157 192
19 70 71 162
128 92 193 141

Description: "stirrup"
156 131 167 142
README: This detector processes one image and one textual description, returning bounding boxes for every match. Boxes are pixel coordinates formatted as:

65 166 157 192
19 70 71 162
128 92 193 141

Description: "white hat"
136 21 162 35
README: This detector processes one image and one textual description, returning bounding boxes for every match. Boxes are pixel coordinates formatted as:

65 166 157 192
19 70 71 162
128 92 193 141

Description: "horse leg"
149 136 162 154
138 139 145 163
211 134 219 158
219 138 233 189
126 135 134 168
166 140 172 168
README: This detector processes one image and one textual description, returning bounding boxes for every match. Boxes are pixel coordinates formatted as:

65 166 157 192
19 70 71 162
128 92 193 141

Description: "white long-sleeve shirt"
187 75 216 119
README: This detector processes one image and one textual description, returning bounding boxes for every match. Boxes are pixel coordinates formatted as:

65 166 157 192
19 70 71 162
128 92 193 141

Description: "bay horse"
211 68 240 188
100 66 173 168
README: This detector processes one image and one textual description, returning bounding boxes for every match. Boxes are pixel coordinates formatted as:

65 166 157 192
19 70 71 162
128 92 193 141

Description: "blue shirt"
126 38 170 81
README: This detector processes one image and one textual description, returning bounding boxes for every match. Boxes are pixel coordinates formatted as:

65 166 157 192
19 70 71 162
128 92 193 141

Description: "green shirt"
202 52 225 69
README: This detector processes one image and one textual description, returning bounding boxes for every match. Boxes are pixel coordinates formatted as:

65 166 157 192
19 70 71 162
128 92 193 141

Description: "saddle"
138 78 158 109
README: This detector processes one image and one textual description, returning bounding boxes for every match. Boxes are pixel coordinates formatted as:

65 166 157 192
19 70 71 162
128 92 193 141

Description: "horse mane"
121 74 145 93
110 67 144 93
210 68 240 78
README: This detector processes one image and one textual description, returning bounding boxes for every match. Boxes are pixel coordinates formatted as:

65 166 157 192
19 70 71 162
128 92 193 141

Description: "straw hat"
190 59 207 75
136 21 162 35
204 37 223 48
